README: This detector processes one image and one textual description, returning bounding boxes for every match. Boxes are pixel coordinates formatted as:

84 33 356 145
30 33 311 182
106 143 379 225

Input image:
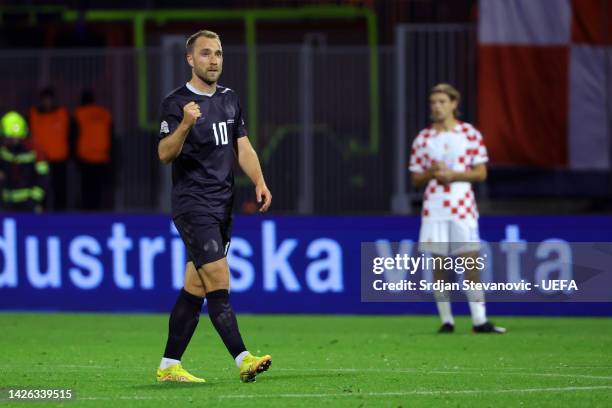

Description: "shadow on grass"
256 372 352 382
130 371 350 391
132 382 218 391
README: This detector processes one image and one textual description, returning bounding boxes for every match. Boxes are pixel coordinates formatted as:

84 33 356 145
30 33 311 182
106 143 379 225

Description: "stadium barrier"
1 214 611 316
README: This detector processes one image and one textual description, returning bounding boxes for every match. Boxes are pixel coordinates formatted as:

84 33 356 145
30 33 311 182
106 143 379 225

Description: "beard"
195 66 221 86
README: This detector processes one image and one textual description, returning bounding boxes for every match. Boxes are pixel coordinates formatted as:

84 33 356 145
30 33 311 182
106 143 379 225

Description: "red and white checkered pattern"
409 122 488 223
479 0 611 169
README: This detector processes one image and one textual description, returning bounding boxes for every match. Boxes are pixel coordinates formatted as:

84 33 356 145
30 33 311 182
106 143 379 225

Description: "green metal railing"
58 6 380 154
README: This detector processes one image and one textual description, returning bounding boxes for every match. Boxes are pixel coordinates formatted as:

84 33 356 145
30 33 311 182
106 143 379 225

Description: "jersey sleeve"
409 134 429 173
233 97 248 138
158 98 182 140
471 129 489 166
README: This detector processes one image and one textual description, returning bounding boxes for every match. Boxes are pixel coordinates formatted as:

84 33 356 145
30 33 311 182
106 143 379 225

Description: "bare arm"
158 123 190 164
411 161 443 188
452 163 487 182
411 169 434 188
158 101 200 164
237 136 272 212
434 163 487 184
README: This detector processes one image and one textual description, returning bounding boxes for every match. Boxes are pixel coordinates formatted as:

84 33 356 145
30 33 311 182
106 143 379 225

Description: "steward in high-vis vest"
74 90 114 210
29 87 69 211
0 111 49 212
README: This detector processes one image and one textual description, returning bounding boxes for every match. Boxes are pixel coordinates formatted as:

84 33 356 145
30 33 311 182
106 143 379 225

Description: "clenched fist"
181 101 201 127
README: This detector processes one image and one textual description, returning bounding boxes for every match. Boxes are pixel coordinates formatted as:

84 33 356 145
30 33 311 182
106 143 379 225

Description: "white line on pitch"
275 367 612 380
4 365 612 380
219 386 612 399
75 385 612 401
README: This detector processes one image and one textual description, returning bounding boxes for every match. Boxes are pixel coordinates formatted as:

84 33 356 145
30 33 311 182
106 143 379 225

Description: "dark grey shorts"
173 212 233 268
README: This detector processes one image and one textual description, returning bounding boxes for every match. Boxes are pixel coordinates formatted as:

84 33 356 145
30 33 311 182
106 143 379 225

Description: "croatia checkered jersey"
409 122 488 223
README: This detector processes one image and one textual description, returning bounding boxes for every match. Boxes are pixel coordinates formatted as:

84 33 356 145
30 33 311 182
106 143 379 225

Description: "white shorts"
418 219 481 256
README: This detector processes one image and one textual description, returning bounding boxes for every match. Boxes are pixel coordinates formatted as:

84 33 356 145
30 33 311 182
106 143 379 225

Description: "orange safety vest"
29 106 70 162
74 105 112 163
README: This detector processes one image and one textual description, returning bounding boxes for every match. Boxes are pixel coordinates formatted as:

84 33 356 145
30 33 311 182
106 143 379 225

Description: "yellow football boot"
239 353 272 383
156 364 206 383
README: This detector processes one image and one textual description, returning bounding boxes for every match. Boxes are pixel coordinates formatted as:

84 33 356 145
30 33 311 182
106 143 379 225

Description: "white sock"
465 289 487 326
159 357 180 370
434 290 454 325
235 351 250 368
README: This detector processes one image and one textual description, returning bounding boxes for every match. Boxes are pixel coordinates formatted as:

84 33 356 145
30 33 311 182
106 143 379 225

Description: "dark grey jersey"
159 83 247 217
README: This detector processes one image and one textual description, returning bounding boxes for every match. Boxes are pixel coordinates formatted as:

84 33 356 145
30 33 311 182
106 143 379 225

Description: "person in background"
409 83 505 334
0 111 49 212
74 89 114 211
29 87 70 211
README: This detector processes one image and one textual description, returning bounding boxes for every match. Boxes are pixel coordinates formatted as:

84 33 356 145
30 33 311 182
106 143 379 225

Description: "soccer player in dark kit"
156 30 272 383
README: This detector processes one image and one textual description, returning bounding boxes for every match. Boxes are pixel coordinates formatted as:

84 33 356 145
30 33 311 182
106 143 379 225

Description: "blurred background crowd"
1 88 113 212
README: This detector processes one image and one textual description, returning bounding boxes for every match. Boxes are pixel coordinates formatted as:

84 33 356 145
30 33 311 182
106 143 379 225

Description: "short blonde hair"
430 83 461 117
186 30 221 54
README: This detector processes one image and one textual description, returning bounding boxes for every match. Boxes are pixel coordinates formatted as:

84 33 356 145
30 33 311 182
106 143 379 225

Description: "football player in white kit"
409 83 505 334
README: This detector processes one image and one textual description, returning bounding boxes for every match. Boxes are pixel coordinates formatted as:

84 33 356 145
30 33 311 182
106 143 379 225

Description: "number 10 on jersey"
213 122 229 146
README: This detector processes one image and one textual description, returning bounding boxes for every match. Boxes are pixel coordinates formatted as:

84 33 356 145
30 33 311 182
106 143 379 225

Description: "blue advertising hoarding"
0 214 611 316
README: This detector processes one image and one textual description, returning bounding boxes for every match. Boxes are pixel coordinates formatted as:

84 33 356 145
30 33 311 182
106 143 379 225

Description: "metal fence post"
391 25 411 214
298 42 314 214
158 36 185 213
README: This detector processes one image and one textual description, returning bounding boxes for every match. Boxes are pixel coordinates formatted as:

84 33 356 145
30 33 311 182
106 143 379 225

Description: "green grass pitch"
1 313 612 407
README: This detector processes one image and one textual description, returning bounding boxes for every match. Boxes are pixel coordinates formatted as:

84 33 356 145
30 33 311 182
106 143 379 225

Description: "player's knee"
183 282 206 297
434 268 450 283
200 260 229 291
184 278 205 297
464 269 480 284
184 266 206 296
